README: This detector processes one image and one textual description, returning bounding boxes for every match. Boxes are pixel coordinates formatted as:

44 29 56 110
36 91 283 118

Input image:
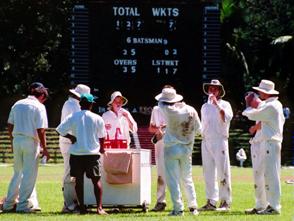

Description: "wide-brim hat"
203 79 225 97
107 91 128 106
252 79 279 95
69 84 91 98
155 88 183 103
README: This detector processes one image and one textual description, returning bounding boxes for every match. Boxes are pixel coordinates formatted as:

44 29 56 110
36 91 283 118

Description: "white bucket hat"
203 79 225 97
69 84 91 98
107 91 128 106
155 87 183 103
252 79 279 95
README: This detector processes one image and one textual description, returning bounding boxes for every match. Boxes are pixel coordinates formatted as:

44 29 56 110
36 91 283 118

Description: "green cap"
80 93 96 103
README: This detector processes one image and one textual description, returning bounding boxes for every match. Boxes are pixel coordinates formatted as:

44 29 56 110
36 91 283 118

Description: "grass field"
0 164 293 221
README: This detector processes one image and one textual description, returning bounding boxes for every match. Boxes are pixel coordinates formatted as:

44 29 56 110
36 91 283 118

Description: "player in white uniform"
59 84 90 213
156 86 201 216
149 104 167 211
242 92 267 214
200 79 233 211
2 82 49 213
102 91 137 148
243 80 285 215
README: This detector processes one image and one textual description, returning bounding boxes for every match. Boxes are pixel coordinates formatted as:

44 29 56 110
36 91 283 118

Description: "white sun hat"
107 91 128 106
252 79 279 95
69 84 91 98
155 87 183 103
203 79 225 97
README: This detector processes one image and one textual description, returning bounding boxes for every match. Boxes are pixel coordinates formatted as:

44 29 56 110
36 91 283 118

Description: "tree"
233 0 294 97
221 0 294 107
0 0 75 126
0 0 73 96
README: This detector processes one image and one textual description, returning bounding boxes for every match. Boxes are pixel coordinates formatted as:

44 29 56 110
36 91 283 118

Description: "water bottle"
207 94 213 104
41 155 47 165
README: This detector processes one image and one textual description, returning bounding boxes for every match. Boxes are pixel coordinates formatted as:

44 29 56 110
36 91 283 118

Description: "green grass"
0 165 293 220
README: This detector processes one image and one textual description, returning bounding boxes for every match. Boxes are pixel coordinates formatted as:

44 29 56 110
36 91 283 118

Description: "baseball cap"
29 82 47 90
80 93 96 103
28 82 48 97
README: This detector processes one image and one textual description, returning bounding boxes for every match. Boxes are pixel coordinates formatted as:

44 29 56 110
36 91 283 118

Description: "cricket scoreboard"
70 0 220 118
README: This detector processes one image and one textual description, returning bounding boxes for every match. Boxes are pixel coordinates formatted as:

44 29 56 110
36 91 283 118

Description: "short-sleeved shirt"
150 106 166 127
56 110 106 155
201 99 233 139
8 95 48 140
159 102 201 149
59 97 81 146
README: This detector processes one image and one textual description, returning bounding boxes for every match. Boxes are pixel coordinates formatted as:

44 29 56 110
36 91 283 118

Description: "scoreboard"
70 0 220 117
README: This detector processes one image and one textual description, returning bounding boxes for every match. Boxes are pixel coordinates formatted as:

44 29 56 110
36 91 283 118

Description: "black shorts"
69 154 101 178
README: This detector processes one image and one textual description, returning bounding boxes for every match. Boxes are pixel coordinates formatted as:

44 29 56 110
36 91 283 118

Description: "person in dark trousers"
59 84 90 213
56 93 107 215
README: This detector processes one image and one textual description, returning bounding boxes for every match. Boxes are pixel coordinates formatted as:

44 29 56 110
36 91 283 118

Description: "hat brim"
252 86 279 95
69 89 81 98
203 83 225 98
155 93 183 103
107 96 128 106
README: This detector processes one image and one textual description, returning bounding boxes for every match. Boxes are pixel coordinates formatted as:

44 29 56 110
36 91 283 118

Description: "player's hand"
41 148 50 162
120 108 129 118
105 124 111 130
210 94 218 105
67 134 77 144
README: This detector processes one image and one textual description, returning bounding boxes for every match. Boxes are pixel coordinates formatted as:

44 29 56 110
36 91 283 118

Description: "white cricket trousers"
201 138 232 204
3 136 39 211
164 144 197 212
154 139 166 203
261 140 281 212
60 143 77 209
250 140 267 209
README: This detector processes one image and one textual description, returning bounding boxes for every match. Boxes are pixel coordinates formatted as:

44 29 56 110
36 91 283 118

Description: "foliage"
0 0 73 96
220 0 236 23
227 0 294 106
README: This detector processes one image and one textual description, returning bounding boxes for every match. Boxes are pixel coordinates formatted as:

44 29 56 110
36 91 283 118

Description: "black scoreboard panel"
87 0 206 111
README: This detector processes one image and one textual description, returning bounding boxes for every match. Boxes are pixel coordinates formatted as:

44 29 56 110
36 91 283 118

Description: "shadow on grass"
0 209 256 217
199 210 246 216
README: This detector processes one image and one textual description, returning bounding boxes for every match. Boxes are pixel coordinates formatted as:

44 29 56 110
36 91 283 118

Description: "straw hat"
203 79 225 97
69 84 91 98
155 87 183 103
252 79 279 95
107 91 128 106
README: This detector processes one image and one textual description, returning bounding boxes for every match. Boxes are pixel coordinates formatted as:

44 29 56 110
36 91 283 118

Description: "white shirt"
249 102 264 144
59 97 81 145
150 106 166 127
159 102 201 148
250 123 263 144
201 99 233 139
8 95 48 140
242 97 285 142
56 110 106 155
102 109 137 146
